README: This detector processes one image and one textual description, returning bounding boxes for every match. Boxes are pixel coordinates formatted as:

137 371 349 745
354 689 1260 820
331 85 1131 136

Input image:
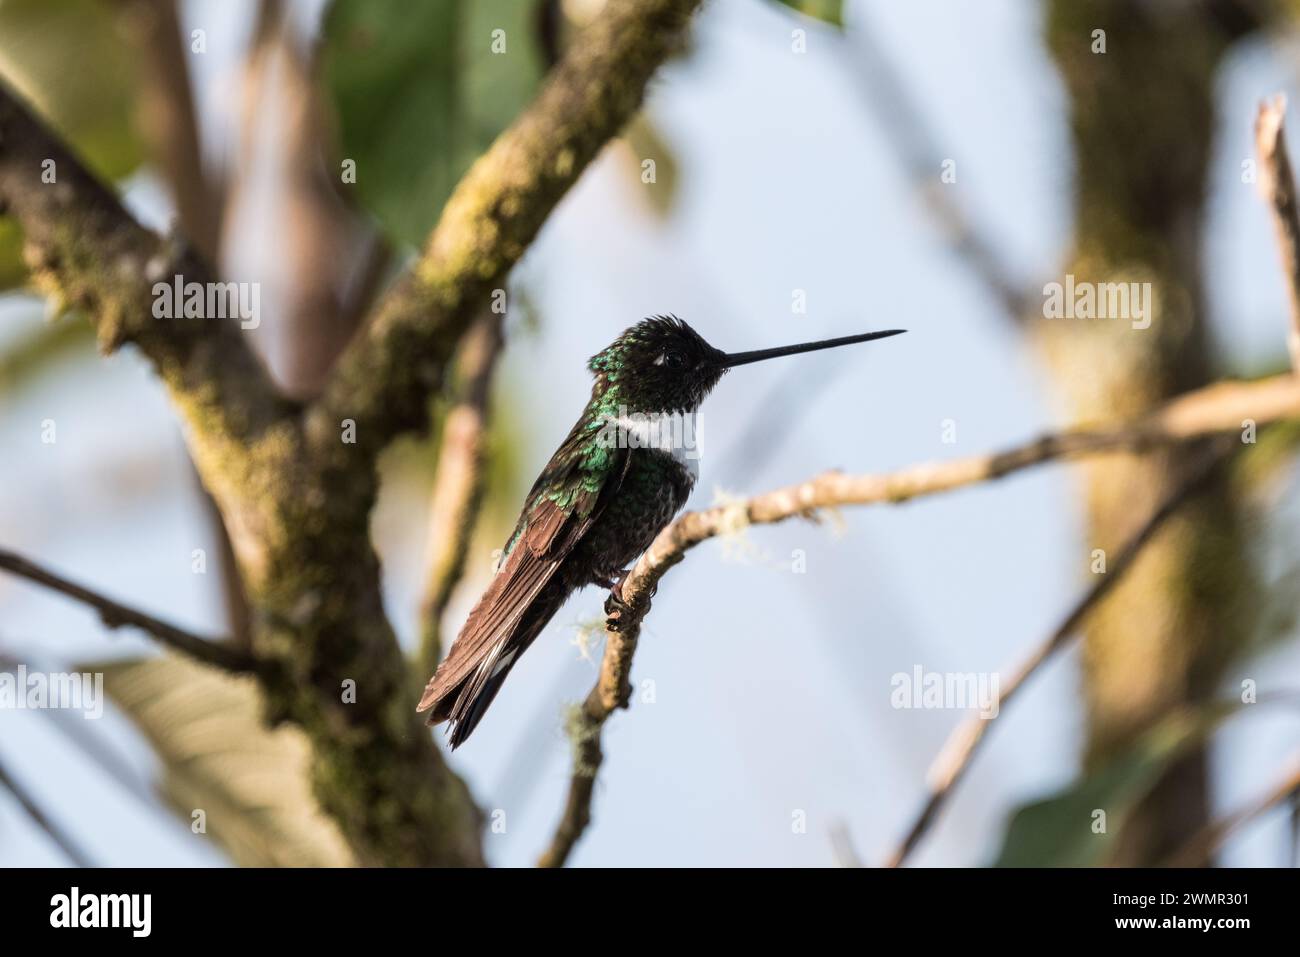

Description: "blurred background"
2 0 1299 867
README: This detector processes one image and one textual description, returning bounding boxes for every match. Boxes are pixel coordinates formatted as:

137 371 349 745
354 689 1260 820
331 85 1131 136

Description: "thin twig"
1255 95 1300 370
0 549 257 675
0 79 291 446
1161 754 1300 867
537 622 639 868
0 750 94 866
417 312 505 678
120 0 223 260
829 821 864 868
535 371 1296 865
123 0 255 651
606 373 1298 608
0 648 155 806
883 442 1230 867
839 20 1029 323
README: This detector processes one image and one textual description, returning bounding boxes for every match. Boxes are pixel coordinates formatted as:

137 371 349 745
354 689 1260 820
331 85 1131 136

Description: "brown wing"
416 443 629 718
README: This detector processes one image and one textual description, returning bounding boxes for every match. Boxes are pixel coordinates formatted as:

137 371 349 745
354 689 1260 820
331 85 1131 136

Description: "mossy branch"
417 313 505 680
0 0 706 868
308 0 703 464
0 79 291 456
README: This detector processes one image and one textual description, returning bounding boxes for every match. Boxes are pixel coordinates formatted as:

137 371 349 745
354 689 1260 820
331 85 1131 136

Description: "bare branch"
309 0 702 462
417 313 505 679
535 372 1298 865
1256 94 1300 370
839 23 1029 322
120 0 223 259
536 619 640 868
111 2 254 649
0 548 258 675
829 821 864 869
239 2 368 400
612 373 1298 612
883 442 1229 867
0 751 93 866
1161 754 1300 867
0 649 154 806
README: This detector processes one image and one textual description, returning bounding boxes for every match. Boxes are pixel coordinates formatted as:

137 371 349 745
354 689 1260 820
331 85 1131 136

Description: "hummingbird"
417 315 904 747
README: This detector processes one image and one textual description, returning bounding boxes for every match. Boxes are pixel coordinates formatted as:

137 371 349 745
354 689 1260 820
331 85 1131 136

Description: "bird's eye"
664 351 686 370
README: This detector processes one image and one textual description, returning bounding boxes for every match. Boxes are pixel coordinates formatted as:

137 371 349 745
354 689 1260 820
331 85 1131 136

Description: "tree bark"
1044 0 1262 865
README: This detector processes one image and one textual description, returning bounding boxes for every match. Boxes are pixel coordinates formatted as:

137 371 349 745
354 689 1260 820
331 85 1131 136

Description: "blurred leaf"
0 218 26 291
774 0 845 28
991 705 1235 867
0 0 143 180
0 0 145 289
0 315 94 397
621 114 680 218
1234 416 1300 502
87 654 355 867
322 0 544 247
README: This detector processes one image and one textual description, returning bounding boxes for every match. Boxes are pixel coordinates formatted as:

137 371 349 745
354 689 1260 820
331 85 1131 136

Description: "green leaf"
87 655 356 867
0 0 145 289
774 0 845 29
0 0 144 180
621 114 681 218
322 0 544 247
991 705 1236 867
0 313 94 398
0 218 25 292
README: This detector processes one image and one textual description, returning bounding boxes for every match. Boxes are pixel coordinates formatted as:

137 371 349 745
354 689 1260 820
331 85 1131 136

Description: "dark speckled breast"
564 448 695 587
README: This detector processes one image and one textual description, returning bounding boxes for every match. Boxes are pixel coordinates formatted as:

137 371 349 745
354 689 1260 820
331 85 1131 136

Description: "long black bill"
721 328 906 368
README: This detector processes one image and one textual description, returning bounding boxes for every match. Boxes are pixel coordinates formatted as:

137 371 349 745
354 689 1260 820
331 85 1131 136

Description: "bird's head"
588 315 726 415
587 314 905 415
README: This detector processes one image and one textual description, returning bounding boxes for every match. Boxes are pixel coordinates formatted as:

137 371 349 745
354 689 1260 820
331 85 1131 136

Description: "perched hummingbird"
418 316 904 747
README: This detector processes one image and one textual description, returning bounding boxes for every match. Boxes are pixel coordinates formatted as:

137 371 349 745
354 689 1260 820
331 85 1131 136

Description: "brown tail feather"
420 580 570 747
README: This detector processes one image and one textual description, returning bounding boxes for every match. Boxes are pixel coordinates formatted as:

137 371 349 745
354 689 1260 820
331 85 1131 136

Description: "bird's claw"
603 569 650 632
604 591 632 632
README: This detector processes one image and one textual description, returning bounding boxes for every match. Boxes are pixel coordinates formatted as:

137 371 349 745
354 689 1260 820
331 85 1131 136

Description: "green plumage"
417 315 904 747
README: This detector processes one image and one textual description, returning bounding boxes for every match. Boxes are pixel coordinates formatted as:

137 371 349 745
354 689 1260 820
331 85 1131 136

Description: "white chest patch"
612 413 701 483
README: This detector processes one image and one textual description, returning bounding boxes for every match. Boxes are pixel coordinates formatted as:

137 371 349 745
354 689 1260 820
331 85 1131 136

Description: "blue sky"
2 0 1298 867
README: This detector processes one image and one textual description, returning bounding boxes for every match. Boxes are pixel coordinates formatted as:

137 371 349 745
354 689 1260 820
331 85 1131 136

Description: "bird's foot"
603 571 636 631
604 591 635 632
602 568 657 632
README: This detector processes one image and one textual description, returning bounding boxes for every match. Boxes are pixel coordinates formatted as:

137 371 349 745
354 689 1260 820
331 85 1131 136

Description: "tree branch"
0 79 291 451
536 612 640 868
839 21 1029 323
1256 94 1300 370
883 441 1229 867
0 548 258 675
120 0 223 260
1161 754 1300 866
0 751 93 866
606 373 1297 614
417 312 505 679
536 372 1299 865
308 0 702 462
